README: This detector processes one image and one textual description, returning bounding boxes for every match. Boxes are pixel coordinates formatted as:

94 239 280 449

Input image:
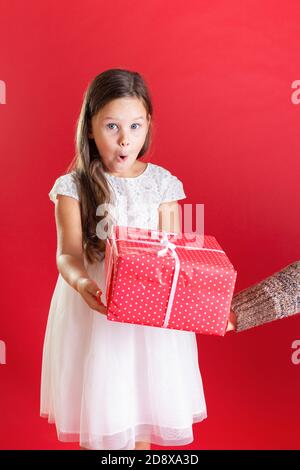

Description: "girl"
40 68 218 451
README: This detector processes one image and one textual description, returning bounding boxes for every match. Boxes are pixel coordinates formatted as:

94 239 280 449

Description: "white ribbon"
156 232 181 326
109 228 227 328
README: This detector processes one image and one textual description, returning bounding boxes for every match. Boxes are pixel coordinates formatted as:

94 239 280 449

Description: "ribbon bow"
157 232 177 257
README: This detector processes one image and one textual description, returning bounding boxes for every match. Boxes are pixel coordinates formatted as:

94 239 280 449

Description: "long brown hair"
66 69 153 265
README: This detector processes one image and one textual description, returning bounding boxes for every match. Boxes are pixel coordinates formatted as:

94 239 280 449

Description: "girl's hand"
76 277 108 316
226 310 237 333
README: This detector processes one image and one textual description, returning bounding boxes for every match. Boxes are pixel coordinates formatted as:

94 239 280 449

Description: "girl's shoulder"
48 171 79 203
149 163 187 203
150 162 178 180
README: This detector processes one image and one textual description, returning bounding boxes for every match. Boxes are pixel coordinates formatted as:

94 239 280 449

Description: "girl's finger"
87 292 107 314
97 305 108 316
89 297 99 309
95 289 102 303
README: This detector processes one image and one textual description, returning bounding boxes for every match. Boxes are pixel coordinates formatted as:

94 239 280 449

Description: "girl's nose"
119 133 130 147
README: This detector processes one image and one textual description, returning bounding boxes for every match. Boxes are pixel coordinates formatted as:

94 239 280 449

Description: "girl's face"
88 97 151 176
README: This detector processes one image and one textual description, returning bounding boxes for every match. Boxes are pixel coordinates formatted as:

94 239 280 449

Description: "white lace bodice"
48 162 186 231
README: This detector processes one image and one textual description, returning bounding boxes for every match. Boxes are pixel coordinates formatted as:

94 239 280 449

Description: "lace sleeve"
160 174 186 203
49 173 80 203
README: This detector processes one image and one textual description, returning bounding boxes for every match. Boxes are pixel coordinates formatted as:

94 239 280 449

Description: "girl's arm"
158 200 182 233
54 194 89 291
54 194 106 315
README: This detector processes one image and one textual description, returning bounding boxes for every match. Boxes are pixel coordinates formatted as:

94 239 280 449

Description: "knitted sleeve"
231 260 300 332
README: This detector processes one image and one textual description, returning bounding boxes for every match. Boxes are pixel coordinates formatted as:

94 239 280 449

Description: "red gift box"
104 225 237 335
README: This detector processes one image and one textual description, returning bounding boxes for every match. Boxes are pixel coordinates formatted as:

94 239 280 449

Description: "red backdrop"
0 0 299 450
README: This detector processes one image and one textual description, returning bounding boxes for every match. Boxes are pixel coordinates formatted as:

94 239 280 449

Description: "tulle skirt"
40 258 207 450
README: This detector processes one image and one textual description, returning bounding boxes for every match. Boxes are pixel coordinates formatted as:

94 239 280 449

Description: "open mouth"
117 155 129 162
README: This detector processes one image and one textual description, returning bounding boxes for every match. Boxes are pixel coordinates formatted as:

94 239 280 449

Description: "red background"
0 0 299 450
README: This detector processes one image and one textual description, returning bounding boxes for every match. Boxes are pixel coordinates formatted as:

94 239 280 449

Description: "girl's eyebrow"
103 116 145 121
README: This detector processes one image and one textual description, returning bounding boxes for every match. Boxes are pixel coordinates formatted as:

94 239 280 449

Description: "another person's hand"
76 277 108 316
226 310 237 333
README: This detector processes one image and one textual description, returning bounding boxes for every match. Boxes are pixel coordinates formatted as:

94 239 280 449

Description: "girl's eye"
107 123 117 130
106 123 141 130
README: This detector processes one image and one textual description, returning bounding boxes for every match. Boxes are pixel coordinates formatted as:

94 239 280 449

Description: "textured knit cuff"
231 260 300 332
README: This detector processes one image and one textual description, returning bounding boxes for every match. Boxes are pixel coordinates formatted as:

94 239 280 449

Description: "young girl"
40 68 216 451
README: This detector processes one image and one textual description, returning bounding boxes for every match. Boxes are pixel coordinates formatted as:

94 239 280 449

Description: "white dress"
40 162 207 450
